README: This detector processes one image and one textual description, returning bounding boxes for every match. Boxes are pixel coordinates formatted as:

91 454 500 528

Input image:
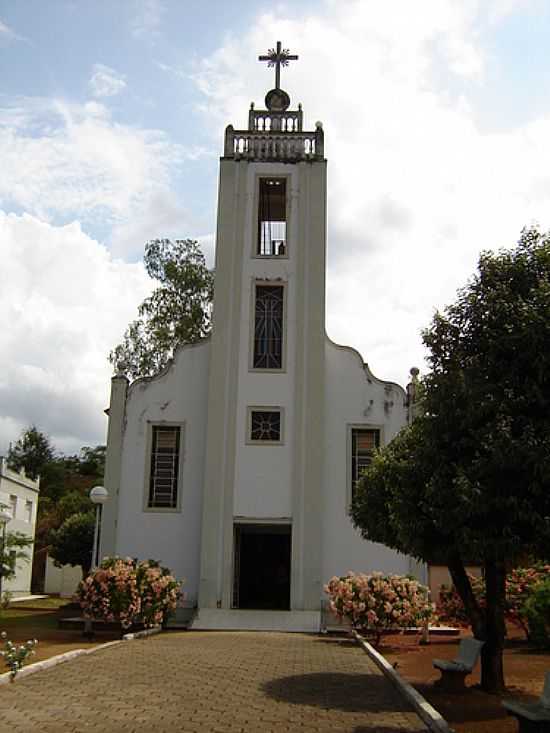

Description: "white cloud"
0 96 183 254
131 0 164 40
89 64 127 98
0 18 27 43
0 212 152 455
194 0 550 385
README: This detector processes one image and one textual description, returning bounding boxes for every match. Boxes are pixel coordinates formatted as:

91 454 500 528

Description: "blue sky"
2 0 550 454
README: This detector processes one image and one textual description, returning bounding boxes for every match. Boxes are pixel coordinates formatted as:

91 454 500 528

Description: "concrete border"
122 625 162 641
0 627 162 685
353 631 452 733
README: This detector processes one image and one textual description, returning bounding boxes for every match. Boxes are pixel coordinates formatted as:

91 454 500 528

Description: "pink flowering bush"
76 556 181 629
438 564 550 639
438 574 484 626
135 559 181 627
324 572 434 645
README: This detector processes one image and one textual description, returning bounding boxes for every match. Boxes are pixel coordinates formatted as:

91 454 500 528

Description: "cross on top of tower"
259 41 298 90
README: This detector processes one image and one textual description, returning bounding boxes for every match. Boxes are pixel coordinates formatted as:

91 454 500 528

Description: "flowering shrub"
324 572 434 645
438 564 550 638
0 632 37 680
506 565 550 638
76 556 181 629
438 574 484 626
135 559 180 627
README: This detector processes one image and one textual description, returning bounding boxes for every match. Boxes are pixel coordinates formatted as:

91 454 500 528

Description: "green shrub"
523 579 550 648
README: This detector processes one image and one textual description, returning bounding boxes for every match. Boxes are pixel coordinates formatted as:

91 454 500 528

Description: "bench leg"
435 669 469 692
507 713 550 733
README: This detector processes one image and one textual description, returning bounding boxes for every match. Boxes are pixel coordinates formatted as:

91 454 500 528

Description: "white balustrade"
224 126 324 161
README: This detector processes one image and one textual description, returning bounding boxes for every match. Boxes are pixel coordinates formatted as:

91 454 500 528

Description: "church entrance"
233 524 291 610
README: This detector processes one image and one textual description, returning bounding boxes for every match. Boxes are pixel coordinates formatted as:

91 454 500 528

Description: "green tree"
49 512 95 579
7 426 54 480
0 531 33 584
351 226 550 692
109 238 214 380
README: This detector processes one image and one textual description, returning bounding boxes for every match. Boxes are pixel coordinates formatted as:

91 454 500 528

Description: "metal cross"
259 41 298 90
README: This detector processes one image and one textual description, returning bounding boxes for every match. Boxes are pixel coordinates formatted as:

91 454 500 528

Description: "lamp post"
84 486 108 639
0 507 12 600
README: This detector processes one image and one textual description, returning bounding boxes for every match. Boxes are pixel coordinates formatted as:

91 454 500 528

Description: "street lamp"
84 486 108 639
89 486 108 571
0 507 12 600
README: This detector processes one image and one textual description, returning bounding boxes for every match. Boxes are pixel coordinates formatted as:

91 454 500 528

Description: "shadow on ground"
262 672 412 713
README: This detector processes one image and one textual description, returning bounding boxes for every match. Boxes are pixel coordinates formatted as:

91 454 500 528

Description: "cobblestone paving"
1 632 428 733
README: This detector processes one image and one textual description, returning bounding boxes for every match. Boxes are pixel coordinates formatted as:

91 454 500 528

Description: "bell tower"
197 44 327 628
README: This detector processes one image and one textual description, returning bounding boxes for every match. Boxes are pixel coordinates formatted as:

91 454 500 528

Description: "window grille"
250 410 281 442
258 178 287 256
148 426 180 508
253 285 284 369
351 429 380 500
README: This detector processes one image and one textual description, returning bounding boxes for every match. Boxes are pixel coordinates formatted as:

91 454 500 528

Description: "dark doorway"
233 524 291 610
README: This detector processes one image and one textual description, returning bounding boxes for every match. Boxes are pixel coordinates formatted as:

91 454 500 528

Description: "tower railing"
224 123 324 161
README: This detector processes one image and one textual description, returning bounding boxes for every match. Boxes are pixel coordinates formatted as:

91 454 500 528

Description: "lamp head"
89 485 109 505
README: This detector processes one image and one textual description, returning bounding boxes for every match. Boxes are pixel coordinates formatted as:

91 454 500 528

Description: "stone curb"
0 628 162 686
122 625 162 641
352 630 453 733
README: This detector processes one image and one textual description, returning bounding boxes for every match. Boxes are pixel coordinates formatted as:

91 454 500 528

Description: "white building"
0 457 39 597
100 46 422 631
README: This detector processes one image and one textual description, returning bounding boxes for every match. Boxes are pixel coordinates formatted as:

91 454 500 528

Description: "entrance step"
164 606 197 629
191 609 321 632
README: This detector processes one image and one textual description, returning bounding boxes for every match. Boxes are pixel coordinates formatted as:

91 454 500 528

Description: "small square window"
248 409 282 444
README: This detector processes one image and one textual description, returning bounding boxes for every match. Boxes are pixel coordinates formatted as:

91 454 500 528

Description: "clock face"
265 88 290 112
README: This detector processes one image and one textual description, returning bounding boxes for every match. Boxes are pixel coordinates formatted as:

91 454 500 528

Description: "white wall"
44 556 82 597
115 340 210 604
233 163 299 519
322 339 410 583
0 461 39 596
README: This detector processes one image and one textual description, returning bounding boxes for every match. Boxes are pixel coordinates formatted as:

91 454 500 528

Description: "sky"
2 0 550 456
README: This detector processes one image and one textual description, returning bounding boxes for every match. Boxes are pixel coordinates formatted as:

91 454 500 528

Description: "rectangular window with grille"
351 428 380 501
258 178 287 256
253 284 284 369
148 426 180 509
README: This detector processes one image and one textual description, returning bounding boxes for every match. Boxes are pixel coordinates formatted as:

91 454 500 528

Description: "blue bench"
502 672 550 733
432 637 485 691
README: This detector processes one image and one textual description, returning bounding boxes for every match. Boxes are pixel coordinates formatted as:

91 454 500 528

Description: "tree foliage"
109 238 214 380
0 531 32 582
7 426 54 481
49 512 95 578
351 226 550 692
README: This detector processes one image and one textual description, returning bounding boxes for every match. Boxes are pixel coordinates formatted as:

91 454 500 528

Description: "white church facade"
100 45 422 631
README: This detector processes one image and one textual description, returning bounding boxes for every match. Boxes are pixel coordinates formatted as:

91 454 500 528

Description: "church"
100 44 423 631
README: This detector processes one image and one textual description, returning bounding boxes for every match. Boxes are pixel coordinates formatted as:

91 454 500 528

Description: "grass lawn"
0 598 119 666
379 627 550 733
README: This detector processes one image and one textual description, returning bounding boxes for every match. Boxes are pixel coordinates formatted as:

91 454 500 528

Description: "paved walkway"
1 632 427 732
